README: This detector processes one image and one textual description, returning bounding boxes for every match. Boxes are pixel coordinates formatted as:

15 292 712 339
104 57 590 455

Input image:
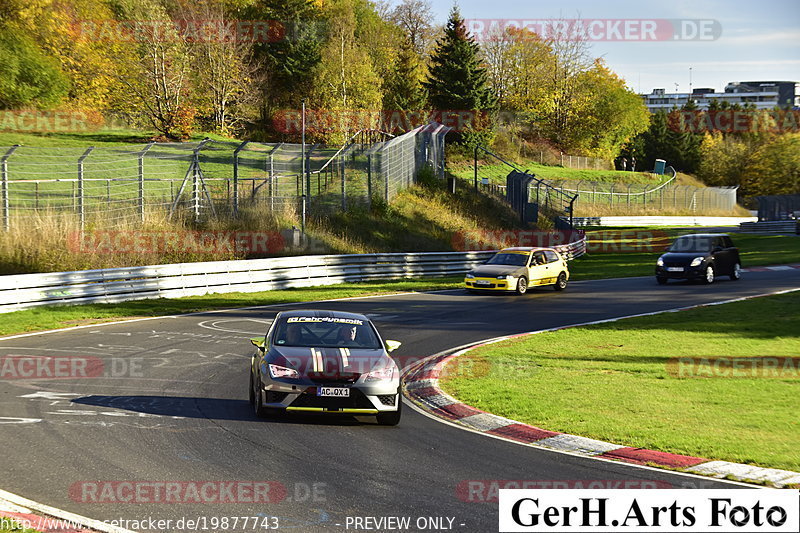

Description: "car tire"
730 262 741 281
253 371 268 418
376 395 402 426
515 277 528 295
248 367 255 406
704 265 715 284
554 272 568 291
656 276 668 285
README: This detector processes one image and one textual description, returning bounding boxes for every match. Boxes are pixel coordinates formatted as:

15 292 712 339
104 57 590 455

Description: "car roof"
276 309 370 322
499 247 556 252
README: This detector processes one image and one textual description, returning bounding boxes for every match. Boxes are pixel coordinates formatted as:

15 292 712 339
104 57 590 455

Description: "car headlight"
365 363 398 382
657 257 664 266
268 364 299 379
465 273 475 279
690 256 705 267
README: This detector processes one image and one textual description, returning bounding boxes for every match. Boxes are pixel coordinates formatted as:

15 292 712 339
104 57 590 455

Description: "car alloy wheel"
730 263 741 281
704 265 715 284
554 272 567 291
516 277 528 295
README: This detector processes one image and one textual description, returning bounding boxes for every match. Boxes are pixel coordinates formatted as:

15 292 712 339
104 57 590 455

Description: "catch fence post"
1 145 20 231
233 141 249 216
78 147 95 231
138 142 154 222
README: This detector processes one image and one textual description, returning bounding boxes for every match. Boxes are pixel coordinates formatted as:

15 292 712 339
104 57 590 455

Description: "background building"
640 81 799 112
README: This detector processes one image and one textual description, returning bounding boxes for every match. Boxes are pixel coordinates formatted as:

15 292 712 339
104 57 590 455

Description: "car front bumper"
464 277 516 291
655 265 707 280
257 375 400 414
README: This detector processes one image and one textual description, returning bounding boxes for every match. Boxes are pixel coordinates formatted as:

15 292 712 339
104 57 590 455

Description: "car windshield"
273 317 382 349
668 237 713 253
486 253 528 266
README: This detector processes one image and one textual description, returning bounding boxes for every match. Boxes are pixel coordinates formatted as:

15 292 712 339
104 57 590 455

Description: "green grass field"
440 292 800 472
450 159 665 185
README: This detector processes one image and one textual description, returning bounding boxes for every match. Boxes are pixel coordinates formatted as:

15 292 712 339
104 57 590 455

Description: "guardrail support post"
78 147 94 231
1 145 19 232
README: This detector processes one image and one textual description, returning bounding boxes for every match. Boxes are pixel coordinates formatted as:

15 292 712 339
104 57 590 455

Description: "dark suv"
656 234 741 284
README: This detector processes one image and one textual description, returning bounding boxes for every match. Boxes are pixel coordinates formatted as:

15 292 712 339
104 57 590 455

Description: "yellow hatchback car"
464 247 570 295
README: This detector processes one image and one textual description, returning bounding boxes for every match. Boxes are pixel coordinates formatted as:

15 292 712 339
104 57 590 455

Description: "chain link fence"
473 154 739 214
0 124 450 230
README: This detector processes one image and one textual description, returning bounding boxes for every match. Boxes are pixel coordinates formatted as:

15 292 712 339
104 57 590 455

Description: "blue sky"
424 0 800 94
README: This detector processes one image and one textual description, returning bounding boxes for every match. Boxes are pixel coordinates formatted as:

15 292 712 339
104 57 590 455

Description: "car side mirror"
250 338 265 350
385 340 402 352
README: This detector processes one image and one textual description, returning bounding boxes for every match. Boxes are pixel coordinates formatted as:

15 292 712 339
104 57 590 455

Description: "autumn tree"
311 0 382 142
568 60 649 159
388 0 435 56
0 24 68 108
741 133 800 197
174 2 258 135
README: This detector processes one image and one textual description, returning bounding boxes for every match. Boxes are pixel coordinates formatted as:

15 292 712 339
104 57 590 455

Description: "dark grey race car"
249 310 403 425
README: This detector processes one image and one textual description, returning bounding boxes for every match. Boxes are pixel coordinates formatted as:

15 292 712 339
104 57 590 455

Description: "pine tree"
423 6 495 143
383 39 427 113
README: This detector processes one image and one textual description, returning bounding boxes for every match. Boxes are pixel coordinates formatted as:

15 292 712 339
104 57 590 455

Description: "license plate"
317 387 350 397
475 280 490 286
667 267 684 272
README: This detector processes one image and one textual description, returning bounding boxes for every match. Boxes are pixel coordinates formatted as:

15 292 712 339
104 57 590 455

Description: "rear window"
273 317 382 349
544 250 559 263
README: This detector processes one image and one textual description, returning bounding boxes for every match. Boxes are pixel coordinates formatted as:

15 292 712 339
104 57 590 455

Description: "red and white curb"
403 288 800 489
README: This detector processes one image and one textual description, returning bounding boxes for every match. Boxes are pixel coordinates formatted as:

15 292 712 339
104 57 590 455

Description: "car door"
543 250 561 284
711 236 730 273
528 250 548 285
722 235 740 267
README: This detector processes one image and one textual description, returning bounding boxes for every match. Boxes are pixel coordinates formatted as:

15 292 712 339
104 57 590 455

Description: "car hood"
470 265 525 277
267 345 391 377
661 252 710 264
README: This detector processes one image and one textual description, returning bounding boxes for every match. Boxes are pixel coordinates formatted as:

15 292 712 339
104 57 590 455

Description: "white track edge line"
0 488 136 533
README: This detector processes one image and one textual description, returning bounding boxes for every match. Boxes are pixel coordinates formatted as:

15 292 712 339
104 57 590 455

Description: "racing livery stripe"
339 347 350 367
311 348 323 373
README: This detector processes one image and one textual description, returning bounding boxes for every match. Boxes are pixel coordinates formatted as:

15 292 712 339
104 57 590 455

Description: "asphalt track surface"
1 269 798 532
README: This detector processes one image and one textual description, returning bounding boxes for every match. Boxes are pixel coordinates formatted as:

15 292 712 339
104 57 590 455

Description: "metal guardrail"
0 239 586 313
570 216 758 227
739 220 799 235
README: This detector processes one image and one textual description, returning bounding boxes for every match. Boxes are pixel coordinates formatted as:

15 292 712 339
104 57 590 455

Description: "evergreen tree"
383 39 427 113
423 6 495 143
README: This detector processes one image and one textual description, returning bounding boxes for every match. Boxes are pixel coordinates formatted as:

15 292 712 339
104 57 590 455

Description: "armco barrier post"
1 145 19 232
